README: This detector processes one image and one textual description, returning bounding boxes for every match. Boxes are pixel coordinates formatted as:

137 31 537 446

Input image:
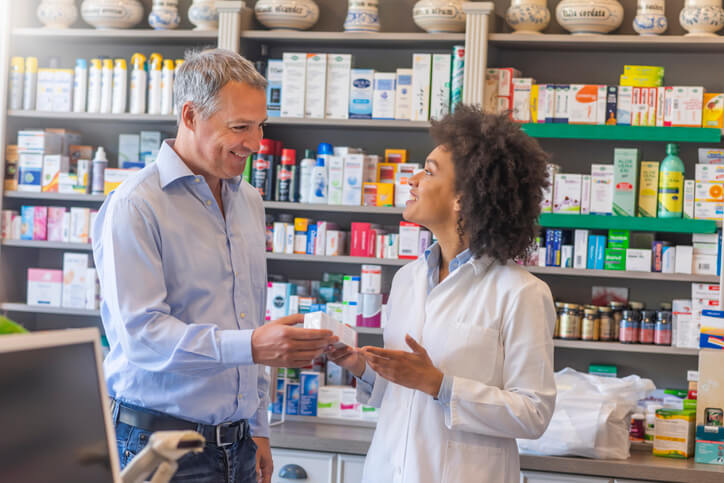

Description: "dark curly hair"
430 106 550 262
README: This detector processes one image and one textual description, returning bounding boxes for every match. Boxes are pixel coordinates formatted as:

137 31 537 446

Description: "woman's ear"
453 194 462 214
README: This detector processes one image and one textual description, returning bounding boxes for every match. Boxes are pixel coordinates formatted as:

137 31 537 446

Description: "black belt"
113 400 250 447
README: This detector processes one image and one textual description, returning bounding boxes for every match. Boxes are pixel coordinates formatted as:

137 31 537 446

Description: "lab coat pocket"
441 440 506 483
444 322 500 382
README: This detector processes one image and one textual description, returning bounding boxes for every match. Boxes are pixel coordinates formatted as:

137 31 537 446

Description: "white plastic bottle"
147 53 163 115
299 149 316 203
100 58 114 113
129 53 147 115
8 57 24 111
73 59 88 113
22 57 38 111
111 58 127 114
87 58 102 113
160 59 174 115
91 146 108 195
310 157 328 203
173 59 184 116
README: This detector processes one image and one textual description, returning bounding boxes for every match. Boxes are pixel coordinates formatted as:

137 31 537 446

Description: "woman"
328 106 556 483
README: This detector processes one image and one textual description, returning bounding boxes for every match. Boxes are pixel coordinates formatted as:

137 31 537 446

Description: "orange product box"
377 163 398 184
702 93 724 128
362 182 378 206
384 149 408 164
376 183 394 207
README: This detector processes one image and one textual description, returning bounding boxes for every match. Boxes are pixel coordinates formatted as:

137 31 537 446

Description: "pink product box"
47 207 67 242
1 210 17 240
359 293 383 327
27 268 63 307
33 206 48 241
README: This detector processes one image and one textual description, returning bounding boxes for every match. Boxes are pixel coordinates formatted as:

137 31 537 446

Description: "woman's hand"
326 344 366 378
360 335 444 397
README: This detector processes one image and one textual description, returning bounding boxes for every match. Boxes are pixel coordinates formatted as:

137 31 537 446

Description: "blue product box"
20 205 34 240
349 69 374 119
300 371 321 416
270 376 285 414
285 382 300 416
545 229 556 267
306 224 317 255
606 86 618 125
266 59 283 118
594 235 606 270
718 230 722 277
695 425 724 465
121 161 145 170
587 235 597 269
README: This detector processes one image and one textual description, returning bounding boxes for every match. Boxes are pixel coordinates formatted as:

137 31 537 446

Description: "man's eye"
232 126 248 131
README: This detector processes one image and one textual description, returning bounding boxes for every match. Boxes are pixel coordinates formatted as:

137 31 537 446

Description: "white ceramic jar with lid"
505 0 550 35
412 0 466 34
254 0 320 30
37 0 79 29
680 0 724 37
555 0 624 35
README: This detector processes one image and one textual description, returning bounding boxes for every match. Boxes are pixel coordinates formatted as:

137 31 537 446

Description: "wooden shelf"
265 117 430 130
526 266 719 283
4 191 105 202
1 303 99 317
521 124 721 143
539 213 717 234
240 30 464 47
266 253 409 266
263 201 404 215
11 28 217 45
2 240 92 251
7 110 176 123
553 339 698 356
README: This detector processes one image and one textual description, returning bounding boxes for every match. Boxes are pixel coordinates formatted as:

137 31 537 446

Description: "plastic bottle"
311 143 332 204
91 146 108 195
100 58 114 113
657 143 685 218
111 59 128 114
129 53 147 115
147 53 163 115
22 57 38 111
252 139 275 200
275 148 297 202
87 58 102 113
173 59 184 116
299 149 316 203
73 58 88 113
161 59 175 115
9 57 24 110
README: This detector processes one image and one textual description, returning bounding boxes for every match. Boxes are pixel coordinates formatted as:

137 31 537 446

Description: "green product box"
604 248 626 270
589 364 617 377
323 272 345 284
608 230 631 249
613 148 640 217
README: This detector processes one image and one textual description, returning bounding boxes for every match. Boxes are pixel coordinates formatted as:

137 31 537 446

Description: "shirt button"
238 394 243 399
234 271 238 277
195 177 201 183
206 200 212 206
240 313 246 319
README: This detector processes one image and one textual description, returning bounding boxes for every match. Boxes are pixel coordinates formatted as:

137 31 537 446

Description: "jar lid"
562 303 580 310
629 301 645 310
598 306 612 313
609 301 625 309
584 308 598 315
622 310 639 319
642 310 657 320
657 311 672 322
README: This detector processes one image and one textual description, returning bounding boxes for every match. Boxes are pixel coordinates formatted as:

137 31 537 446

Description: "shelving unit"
4 191 106 202
0 303 100 317
11 27 218 45
553 339 698 356
240 30 465 47
7 110 177 123
266 253 408 267
539 214 717 234
521 124 721 143
2 240 92 251
265 118 431 130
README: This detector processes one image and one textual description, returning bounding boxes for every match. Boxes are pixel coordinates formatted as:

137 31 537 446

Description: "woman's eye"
424 169 432 176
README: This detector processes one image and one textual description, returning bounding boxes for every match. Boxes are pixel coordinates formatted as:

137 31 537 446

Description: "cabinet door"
521 471 613 483
336 454 365 483
271 448 336 483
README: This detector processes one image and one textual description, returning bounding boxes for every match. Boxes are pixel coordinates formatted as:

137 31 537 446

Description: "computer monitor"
0 328 121 483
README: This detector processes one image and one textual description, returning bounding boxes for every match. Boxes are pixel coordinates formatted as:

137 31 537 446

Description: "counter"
269 421 724 483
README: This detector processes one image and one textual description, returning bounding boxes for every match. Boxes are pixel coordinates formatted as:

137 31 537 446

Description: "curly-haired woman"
327 106 557 483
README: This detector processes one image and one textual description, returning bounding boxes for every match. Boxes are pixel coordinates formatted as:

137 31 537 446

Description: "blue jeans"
112 402 258 483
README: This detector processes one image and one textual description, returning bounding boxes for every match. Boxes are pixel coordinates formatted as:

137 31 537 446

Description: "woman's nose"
408 171 422 187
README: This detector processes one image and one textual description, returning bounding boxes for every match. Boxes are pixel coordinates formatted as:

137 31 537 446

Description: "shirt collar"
423 242 474 275
157 139 243 191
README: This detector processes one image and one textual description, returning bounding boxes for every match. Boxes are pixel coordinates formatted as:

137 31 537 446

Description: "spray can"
252 139 275 200
161 59 174 115
22 57 38 111
276 149 297 202
111 58 128 114
100 58 114 113
73 58 88 113
8 57 24 110
299 149 315 203
87 58 102 113
147 53 163 115
129 53 147 115
310 142 332 204
173 59 184 115
91 146 108 195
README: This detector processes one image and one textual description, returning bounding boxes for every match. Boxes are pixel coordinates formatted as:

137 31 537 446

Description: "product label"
659 172 684 215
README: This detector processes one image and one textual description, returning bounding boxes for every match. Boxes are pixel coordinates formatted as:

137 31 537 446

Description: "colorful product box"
326 54 352 120
372 72 396 120
280 53 306 118
568 84 599 125
638 161 659 217
33 206 47 241
411 54 432 121
265 59 283 118
605 86 618 125
62 252 89 308
608 230 630 249
541 163 560 213
349 68 375 119
376 183 394 207
512 78 534 123
20 206 34 240
613 148 640 217
300 371 323 417
41 154 70 192
654 409 696 459
590 164 615 215
604 248 626 271
616 86 634 126
695 426 724 465
69 207 90 243
587 235 606 270
553 85 570 123
672 86 704 127
17 152 44 192
430 54 451 120
103 168 136 195
394 68 413 120
398 221 421 259
26 268 62 307
305 53 328 119
553 174 582 213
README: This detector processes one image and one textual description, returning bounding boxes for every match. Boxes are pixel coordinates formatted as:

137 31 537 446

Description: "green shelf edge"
539 214 717 234
521 124 721 143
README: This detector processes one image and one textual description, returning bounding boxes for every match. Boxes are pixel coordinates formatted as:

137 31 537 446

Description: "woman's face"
403 145 459 232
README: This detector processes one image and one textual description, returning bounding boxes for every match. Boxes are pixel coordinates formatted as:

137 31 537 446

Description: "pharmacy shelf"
266 253 409 267
240 30 465 47
526 266 719 283
520 124 721 143
539 214 717 234
553 339 699 356
489 32 724 53
2 240 92 251
265 117 431 130
11 28 218 45
3 191 105 202
280 415 376 428
0 303 99 317
7 110 176 123
263 201 404 215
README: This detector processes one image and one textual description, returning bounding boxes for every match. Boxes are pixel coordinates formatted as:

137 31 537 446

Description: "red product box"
350 222 372 257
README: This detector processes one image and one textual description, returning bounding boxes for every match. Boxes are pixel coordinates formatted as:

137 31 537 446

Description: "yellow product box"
376 183 394 206
702 93 724 128
624 65 664 79
377 163 398 184
653 409 696 459
103 168 137 195
637 161 659 217
384 149 407 164
619 74 662 88
4 144 19 191
695 182 724 202
530 85 539 123
293 217 310 232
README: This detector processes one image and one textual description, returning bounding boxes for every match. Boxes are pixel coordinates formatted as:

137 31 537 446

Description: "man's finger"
271 314 305 326
285 327 335 340
405 334 426 354
360 346 404 359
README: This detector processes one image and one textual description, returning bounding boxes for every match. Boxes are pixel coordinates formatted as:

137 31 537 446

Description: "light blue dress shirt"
92 140 270 437
357 242 472 405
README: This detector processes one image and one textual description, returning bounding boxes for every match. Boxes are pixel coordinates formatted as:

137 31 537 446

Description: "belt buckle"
215 422 235 447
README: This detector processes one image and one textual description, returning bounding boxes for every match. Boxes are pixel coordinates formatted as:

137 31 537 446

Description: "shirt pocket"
443 320 500 382
441 440 507 483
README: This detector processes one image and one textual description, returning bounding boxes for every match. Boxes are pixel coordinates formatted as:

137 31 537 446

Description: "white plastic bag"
517 367 655 460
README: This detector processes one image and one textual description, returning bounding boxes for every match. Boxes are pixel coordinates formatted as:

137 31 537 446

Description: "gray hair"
174 48 267 122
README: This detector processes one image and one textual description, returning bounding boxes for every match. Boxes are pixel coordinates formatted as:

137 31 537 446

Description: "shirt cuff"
218 329 255 365
355 363 376 394
435 374 453 406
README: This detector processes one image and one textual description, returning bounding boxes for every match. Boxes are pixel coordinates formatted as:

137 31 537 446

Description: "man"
92 49 336 483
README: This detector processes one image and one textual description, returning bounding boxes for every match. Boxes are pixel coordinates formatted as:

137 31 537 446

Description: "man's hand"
251 314 338 367
360 334 443 397
253 436 273 483
325 345 366 378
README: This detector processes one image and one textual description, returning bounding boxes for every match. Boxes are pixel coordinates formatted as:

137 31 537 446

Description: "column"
217 1 245 53
461 2 495 107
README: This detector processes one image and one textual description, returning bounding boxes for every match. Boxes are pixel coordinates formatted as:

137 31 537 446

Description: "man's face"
190 80 267 180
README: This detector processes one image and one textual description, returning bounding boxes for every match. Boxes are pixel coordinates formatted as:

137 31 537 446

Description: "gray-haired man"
93 49 337 483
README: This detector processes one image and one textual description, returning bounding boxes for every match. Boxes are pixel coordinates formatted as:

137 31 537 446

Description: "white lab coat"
358 255 556 483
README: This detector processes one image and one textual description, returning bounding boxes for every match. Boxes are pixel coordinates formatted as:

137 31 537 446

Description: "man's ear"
181 102 196 131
